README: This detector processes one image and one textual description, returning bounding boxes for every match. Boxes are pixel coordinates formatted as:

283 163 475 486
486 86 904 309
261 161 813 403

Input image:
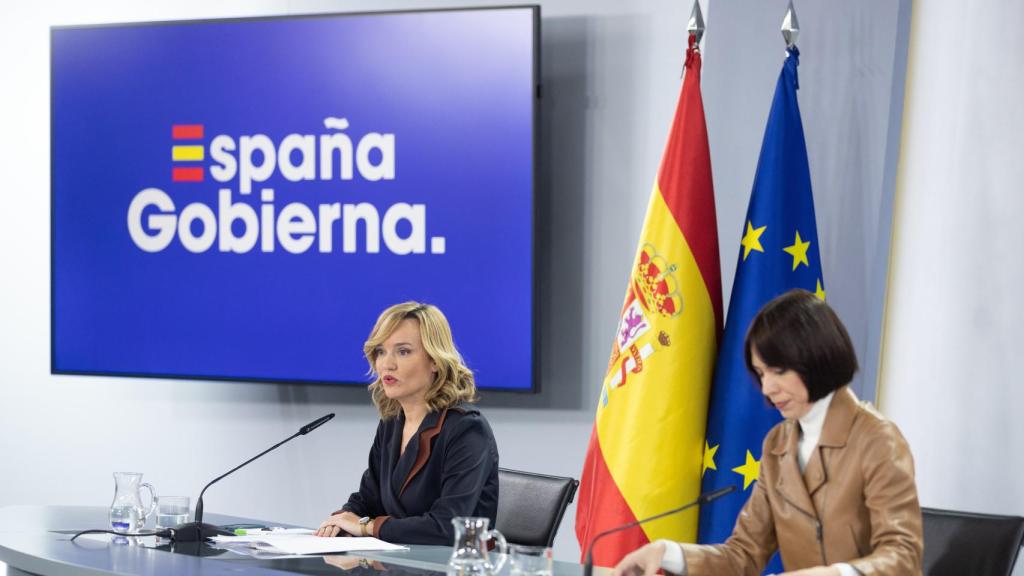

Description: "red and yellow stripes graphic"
576 41 721 568
171 124 205 182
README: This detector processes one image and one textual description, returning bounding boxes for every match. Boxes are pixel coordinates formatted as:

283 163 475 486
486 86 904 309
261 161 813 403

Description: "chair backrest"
495 468 579 547
922 507 1024 576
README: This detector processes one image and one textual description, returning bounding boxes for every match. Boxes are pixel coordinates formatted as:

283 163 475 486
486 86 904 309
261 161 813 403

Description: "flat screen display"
51 7 538 390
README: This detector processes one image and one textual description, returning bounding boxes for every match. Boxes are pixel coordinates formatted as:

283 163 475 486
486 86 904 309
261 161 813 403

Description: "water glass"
509 545 553 576
155 496 190 529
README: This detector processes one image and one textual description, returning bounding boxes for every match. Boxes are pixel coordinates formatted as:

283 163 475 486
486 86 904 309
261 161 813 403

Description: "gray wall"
0 0 905 564
703 0 910 402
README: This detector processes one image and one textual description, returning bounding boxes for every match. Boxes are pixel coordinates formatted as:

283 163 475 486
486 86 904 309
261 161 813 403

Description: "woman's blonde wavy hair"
364 302 478 420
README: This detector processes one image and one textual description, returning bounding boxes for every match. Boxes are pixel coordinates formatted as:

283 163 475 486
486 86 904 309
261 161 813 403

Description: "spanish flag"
575 35 722 567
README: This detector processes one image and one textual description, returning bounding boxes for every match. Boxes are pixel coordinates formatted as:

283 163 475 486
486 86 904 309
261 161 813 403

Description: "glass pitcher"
109 472 157 533
448 516 508 576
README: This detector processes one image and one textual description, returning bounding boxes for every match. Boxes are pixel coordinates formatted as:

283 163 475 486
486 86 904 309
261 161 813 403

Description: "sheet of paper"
263 535 408 555
211 534 408 555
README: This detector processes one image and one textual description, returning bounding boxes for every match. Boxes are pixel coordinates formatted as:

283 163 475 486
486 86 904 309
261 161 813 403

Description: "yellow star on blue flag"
731 450 761 490
783 230 811 270
740 221 767 261
702 440 719 477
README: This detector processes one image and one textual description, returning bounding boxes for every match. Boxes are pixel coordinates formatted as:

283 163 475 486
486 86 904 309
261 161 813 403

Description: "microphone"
168 413 336 542
299 413 334 435
582 484 737 576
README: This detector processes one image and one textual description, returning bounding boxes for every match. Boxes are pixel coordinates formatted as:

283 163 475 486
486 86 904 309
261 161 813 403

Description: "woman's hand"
612 541 667 576
777 567 840 576
315 511 361 537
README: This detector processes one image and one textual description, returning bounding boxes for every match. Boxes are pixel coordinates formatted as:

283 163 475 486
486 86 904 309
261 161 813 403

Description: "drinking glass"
509 545 553 576
155 496 190 529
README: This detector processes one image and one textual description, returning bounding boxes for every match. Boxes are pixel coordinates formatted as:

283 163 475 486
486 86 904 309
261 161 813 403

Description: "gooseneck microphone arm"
169 413 336 542
192 432 296 524
582 484 737 576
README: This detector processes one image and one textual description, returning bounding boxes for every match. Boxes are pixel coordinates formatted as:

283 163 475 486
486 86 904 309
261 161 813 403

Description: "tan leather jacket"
684 387 923 575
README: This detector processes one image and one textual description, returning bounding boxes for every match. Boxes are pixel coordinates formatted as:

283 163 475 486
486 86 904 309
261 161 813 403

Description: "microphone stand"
582 485 737 576
168 413 335 542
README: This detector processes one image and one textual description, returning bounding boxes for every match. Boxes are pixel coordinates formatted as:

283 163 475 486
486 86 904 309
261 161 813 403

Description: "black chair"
495 468 579 547
922 507 1024 576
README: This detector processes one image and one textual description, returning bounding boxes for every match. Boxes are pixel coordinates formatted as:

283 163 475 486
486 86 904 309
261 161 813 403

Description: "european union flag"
697 47 823 574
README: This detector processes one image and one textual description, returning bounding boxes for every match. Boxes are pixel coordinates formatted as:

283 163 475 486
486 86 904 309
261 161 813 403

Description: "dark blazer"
338 404 499 545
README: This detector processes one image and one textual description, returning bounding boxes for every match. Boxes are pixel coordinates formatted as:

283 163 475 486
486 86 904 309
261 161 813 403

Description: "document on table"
210 530 408 556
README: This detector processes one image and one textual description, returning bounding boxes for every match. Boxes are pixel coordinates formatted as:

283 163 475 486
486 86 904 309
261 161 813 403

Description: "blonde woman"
314 302 499 545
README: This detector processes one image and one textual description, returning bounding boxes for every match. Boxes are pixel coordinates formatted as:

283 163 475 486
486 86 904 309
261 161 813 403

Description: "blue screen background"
52 9 536 390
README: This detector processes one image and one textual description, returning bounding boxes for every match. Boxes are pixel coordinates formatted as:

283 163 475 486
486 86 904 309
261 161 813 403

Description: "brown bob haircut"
364 301 478 420
743 289 858 402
